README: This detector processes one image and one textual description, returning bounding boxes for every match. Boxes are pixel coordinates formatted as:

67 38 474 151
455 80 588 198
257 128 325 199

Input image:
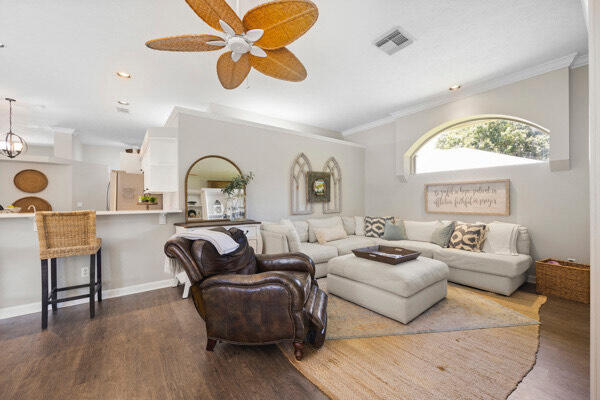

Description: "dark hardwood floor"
0 288 327 400
510 285 590 400
0 284 590 400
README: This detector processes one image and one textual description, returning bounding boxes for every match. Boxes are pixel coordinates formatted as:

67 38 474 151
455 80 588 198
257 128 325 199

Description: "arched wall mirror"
185 155 246 222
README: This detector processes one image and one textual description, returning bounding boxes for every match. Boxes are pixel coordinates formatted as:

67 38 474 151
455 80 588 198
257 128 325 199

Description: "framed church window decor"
425 179 510 216
307 172 331 202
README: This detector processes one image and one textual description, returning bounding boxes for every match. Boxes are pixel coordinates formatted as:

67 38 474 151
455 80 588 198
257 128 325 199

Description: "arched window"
406 115 550 174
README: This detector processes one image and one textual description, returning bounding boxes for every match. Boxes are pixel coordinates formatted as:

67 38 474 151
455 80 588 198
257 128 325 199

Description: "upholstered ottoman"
327 254 449 324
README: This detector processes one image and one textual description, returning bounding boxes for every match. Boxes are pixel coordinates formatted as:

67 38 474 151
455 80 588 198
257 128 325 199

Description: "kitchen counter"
0 210 184 319
0 210 182 218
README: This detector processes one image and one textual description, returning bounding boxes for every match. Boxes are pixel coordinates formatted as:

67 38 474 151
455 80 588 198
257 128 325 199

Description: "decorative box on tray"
352 246 421 265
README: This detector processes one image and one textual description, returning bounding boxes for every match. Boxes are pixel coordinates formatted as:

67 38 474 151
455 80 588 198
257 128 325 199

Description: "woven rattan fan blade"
185 0 244 34
145 34 225 51
217 52 251 89
243 0 318 50
250 47 307 82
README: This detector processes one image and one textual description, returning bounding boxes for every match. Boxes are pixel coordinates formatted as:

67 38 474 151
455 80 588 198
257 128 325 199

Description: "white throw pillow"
291 220 309 242
354 216 365 236
307 217 343 243
481 221 519 256
403 220 442 242
516 226 530 255
280 219 302 252
314 225 348 244
261 222 301 252
341 216 356 235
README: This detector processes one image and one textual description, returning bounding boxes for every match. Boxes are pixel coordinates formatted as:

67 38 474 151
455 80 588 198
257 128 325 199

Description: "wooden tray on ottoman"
352 245 421 265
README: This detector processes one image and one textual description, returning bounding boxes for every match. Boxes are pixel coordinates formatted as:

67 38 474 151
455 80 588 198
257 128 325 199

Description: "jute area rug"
280 281 547 400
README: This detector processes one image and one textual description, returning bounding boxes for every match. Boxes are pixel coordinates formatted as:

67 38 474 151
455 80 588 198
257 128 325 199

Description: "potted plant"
221 172 254 220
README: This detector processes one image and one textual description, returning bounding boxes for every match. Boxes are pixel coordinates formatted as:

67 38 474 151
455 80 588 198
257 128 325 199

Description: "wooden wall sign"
425 179 510 216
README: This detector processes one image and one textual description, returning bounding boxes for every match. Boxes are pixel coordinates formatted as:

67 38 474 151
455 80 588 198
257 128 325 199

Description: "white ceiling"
0 0 588 146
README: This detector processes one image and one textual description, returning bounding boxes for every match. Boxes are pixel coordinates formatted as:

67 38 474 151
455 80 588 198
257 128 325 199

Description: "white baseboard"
0 278 178 320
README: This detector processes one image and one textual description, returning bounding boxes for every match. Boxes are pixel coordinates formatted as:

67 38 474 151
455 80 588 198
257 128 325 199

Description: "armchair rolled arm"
255 253 315 279
200 271 307 310
164 237 203 283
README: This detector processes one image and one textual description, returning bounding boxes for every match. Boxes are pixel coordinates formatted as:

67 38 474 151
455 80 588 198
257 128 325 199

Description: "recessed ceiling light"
449 84 461 91
117 100 130 105
0 43 5 48
116 71 131 79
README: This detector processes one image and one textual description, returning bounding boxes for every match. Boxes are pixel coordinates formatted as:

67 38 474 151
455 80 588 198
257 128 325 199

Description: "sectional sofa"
261 216 533 296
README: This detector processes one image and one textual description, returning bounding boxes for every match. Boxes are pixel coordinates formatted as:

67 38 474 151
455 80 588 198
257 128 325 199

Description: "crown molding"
572 53 589 68
343 52 579 136
165 106 365 149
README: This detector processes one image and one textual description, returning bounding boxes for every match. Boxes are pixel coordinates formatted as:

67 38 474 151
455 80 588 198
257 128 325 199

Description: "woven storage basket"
536 258 590 303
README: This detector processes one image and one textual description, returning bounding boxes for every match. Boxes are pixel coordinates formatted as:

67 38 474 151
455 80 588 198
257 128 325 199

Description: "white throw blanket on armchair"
163 228 239 275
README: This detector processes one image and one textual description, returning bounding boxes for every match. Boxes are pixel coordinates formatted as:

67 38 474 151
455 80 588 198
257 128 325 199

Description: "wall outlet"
81 267 89 277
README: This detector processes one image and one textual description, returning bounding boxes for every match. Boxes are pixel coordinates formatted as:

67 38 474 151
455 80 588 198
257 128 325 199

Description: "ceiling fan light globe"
250 46 267 57
219 20 236 37
244 29 264 43
231 52 242 62
228 36 251 54
206 40 227 47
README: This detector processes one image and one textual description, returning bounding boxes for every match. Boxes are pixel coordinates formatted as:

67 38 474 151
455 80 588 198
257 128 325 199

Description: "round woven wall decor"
13 196 52 213
14 169 48 193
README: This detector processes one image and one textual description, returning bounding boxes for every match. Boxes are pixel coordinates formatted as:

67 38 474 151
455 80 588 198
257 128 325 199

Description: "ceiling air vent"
116 107 130 113
374 28 412 55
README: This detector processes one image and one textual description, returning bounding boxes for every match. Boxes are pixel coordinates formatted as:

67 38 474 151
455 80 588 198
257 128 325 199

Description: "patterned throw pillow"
448 223 487 252
364 216 394 238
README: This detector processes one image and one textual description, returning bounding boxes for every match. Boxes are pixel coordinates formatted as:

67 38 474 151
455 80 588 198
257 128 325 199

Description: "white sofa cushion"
292 220 309 242
315 225 348 244
298 242 338 264
376 239 442 258
341 216 356 235
433 248 532 278
307 217 344 243
354 216 365 236
481 221 519 255
328 254 449 298
516 226 531 255
403 220 441 242
326 235 378 255
261 221 301 252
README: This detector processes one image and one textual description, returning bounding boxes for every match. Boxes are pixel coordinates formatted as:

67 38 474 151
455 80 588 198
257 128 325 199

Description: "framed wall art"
307 172 331 202
425 179 510 216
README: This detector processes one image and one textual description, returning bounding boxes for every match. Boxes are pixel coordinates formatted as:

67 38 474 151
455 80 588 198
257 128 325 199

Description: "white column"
590 0 599 399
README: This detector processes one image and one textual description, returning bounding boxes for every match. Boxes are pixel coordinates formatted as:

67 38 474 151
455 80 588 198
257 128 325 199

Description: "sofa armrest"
255 253 315 280
261 230 290 254
200 271 307 310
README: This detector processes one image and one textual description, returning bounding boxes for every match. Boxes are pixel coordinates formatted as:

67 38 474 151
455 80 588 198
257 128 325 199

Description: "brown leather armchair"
164 227 327 360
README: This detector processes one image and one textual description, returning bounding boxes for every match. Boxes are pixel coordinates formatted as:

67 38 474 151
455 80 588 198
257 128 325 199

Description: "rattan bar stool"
35 210 102 329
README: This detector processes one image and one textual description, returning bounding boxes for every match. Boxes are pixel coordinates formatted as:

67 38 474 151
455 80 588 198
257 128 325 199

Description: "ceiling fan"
146 0 319 89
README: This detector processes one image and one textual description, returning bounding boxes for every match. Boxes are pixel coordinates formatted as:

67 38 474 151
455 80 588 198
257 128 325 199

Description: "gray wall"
0 214 180 311
350 66 590 266
176 112 366 221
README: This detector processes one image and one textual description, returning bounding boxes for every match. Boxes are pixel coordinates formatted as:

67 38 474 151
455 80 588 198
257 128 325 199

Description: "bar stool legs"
89 253 95 319
41 259 48 330
51 258 58 314
40 248 103 330
97 248 102 302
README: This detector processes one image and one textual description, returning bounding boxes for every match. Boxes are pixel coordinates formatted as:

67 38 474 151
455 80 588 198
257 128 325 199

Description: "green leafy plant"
139 195 157 203
222 172 254 196
436 119 549 160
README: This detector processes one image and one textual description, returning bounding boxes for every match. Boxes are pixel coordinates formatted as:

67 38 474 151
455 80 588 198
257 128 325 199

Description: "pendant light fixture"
1 98 27 159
